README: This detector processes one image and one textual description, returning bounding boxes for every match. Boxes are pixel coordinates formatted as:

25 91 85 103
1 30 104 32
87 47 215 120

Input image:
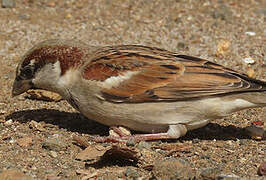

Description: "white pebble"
242 57 255 64
245 31 256 36
50 151 58 158
4 119 13 125
0 110 6 114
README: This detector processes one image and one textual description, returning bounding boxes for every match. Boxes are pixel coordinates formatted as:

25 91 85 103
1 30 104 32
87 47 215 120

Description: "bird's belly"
72 97 209 133
69 94 256 133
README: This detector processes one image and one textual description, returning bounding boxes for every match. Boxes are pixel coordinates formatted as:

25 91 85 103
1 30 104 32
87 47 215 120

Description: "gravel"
0 0 265 179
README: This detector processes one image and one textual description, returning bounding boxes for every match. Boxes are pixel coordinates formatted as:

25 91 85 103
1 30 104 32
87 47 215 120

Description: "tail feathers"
232 72 266 92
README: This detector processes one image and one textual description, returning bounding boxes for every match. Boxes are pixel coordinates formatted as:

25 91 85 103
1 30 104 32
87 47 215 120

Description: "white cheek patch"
58 69 79 88
102 71 139 89
32 61 61 90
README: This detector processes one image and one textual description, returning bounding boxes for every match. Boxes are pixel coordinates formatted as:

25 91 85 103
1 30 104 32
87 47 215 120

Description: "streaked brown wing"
82 45 265 103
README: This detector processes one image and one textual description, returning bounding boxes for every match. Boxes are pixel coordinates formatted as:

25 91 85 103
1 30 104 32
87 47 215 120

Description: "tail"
232 73 266 106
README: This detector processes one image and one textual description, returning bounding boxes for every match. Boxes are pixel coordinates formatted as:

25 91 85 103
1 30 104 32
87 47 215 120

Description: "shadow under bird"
12 39 266 142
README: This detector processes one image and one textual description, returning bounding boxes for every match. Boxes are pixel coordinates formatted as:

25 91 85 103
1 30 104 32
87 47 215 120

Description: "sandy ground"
0 0 265 179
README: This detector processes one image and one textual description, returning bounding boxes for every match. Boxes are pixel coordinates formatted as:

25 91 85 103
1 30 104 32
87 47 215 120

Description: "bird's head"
12 39 84 97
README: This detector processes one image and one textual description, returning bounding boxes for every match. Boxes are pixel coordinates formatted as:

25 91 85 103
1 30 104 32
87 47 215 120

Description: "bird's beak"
12 79 32 97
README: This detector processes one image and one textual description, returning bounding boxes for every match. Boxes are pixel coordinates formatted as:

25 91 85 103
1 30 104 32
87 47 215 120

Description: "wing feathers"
82 45 265 103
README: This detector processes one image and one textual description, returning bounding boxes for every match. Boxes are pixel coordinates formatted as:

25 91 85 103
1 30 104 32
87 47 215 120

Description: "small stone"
0 109 6 115
0 124 4 131
4 119 13 126
0 169 33 180
216 39 230 57
177 42 188 50
47 1 56 7
245 31 256 36
124 168 139 178
242 57 255 64
239 139 249 145
29 120 46 132
42 138 67 152
76 169 93 175
211 5 232 20
126 139 136 147
65 13 72 19
216 173 240 180
18 14 30 20
9 138 16 144
49 151 58 158
75 145 107 161
200 167 221 180
1 0 16 8
17 137 33 147
192 138 200 143
136 141 151 150
258 162 266 176
152 158 196 179
247 68 255 78
26 90 62 102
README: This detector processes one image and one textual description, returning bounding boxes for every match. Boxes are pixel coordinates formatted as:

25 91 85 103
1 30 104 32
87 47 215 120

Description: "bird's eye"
20 67 34 79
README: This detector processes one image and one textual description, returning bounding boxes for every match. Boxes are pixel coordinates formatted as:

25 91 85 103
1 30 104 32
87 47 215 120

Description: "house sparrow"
12 39 266 142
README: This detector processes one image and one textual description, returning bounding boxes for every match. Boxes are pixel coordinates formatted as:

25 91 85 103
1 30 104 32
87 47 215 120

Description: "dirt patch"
0 0 265 179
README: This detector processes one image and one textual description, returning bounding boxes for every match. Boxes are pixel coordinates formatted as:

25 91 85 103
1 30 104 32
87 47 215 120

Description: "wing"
82 45 266 103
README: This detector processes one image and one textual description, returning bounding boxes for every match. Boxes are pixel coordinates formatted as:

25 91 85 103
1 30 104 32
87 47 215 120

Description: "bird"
12 39 266 142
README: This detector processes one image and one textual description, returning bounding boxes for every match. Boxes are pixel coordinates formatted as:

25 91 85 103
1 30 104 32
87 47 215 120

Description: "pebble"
26 90 62 102
247 68 255 78
238 139 250 145
124 168 139 179
49 151 58 158
152 158 196 179
136 141 151 150
17 137 33 147
1 0 16 8
29 120 46 132
192 138 200 144
216 39 231 57
126 139 136 147
200 167 222 179
75 145 107 161
177 42 188 50
258 161 266 176
0 109 6 114
47 1 56 7
245 31 256 36
216 173 240 180
4 119 13 126
65 13 72 19
0 124 4 131
18 14 30 20
242 57 255 64
42 138 67 152
211 5 232 21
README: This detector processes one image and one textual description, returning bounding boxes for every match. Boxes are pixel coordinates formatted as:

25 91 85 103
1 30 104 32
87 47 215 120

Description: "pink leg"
109 126 131 137
94 132 172 143
93 124 187 143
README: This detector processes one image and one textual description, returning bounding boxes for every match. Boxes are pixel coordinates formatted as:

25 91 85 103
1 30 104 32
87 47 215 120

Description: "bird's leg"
109 126 132 137
93 124 188 143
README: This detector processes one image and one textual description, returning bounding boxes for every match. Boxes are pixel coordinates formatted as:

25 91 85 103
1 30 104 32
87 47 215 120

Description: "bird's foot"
93 126 171 143
93 124 187 143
